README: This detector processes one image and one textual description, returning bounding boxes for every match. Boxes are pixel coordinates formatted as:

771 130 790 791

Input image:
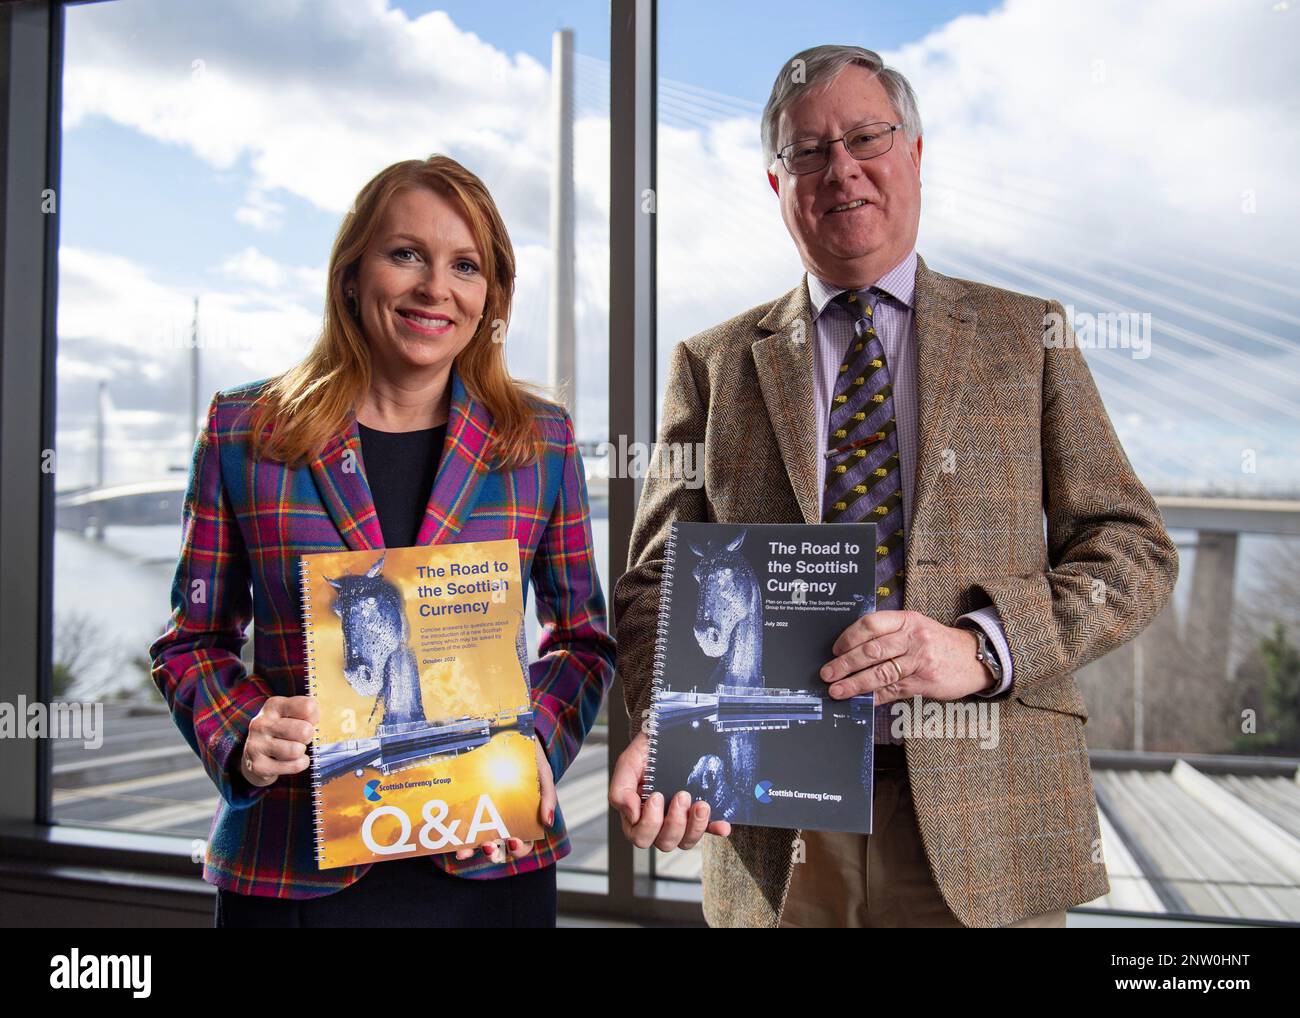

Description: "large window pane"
654 0 1299 920
52 0 612 882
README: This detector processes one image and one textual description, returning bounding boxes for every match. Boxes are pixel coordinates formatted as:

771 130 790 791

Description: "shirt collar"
807 249 918 322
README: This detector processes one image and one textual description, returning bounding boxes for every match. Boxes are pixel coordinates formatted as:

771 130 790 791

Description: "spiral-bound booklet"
298 539 543 869
644 522 880 832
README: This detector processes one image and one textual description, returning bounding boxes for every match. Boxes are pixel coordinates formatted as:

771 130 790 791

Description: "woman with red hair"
149 155 614 927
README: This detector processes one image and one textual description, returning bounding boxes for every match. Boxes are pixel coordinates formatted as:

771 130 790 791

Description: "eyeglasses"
774 122 905 176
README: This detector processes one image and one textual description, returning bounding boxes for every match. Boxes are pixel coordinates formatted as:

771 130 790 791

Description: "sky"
54 0 1300 497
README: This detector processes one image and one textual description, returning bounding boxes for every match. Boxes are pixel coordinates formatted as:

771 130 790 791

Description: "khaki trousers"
778 744 1067 928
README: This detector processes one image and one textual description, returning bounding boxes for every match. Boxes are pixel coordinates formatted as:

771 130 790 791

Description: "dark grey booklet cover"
644 522 878 832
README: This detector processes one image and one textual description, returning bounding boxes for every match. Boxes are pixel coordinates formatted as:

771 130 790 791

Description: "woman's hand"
238 693 317 787
455 734 557 863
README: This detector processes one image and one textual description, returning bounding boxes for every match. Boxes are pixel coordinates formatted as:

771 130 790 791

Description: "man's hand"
609 731 731 850
821 611 994 705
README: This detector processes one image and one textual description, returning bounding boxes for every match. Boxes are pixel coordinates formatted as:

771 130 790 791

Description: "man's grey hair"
761 45 922 170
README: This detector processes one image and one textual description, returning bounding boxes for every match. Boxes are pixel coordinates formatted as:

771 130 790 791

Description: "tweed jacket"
613 255 1178 927
149 365 615 897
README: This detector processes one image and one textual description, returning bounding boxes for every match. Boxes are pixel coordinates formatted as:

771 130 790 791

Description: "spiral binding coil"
298 556 327 866
641 522 678 802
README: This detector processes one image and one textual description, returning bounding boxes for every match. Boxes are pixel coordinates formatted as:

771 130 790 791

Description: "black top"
358 422 448 548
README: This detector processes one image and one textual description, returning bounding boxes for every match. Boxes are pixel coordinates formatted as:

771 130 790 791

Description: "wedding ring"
889 659 904 685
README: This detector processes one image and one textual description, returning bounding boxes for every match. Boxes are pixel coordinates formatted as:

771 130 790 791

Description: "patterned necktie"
821 288 905 744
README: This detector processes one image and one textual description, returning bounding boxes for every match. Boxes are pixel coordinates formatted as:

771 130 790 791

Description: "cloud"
59 245 321 367
234 187 286 232
898 0 1299 266
62 0 558 237
55 244 330 488
217 246 325 296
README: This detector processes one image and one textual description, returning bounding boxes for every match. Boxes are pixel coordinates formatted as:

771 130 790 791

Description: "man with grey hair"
610 45 1177 926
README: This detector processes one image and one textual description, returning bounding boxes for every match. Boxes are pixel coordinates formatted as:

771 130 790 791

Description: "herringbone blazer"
614 255 1178 927
149 365 615 897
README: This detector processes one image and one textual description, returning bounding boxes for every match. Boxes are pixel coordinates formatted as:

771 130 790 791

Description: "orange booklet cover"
298 539 543 869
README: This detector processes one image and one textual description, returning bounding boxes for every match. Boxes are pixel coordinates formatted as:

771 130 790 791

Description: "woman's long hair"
247 155 557 469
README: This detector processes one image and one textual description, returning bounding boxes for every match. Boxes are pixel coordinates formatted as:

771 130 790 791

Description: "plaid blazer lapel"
308 364 494 552
752 275 820 525
413 365 494 547
308 412 385 552
910 255 977 537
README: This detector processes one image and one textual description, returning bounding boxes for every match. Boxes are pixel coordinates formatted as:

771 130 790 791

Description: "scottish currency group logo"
751 781 845 804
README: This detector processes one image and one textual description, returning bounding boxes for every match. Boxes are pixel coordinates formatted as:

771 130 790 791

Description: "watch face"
974 630 1000 678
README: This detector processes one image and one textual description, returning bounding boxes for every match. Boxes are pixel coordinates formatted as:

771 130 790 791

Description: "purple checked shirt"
808 250 1014 720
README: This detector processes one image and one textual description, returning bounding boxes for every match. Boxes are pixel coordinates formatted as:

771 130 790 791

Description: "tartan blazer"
149 364 615 898
614 255 1178 927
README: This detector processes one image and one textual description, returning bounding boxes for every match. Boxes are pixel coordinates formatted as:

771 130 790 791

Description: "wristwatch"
962 623 1003 691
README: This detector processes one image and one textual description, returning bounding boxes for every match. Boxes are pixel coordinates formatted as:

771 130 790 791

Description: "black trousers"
215 857 557 928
